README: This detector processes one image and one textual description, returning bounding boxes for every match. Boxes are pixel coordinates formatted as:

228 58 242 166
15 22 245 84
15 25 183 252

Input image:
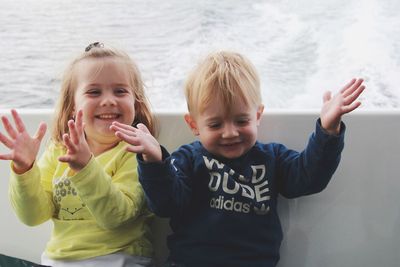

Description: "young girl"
0 42 156 267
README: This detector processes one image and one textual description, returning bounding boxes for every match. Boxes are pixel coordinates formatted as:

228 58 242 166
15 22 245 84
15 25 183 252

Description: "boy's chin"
214 145 252 159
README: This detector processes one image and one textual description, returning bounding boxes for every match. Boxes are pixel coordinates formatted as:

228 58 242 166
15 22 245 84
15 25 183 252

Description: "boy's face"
185 98 264 159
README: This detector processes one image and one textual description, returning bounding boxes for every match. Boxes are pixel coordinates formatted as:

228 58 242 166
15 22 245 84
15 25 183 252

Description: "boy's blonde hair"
184 51 261 116
51 43 157 145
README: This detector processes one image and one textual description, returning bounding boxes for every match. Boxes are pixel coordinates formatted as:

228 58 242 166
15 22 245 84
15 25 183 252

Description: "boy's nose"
222 123 239 138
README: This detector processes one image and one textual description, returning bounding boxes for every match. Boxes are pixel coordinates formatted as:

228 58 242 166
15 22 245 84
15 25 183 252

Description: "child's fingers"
342 78 363 98
0 131 14 149
125 144 144 154
112 121 136 131
136 123 150 134
75 110 84 134
339 78 356 94
1 116 17 140
11 109 27 133
322 91 331 104
342 101 361 114
67 120 79 144
344 85 365 105
63 133 77 154
0 153 13 161
114 127 136 137
109 124 124 133
58 155 71 163
33 122 47 141
115 131 138 144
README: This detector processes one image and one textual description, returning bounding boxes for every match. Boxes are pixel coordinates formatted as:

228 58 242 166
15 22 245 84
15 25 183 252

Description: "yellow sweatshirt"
9 141 153 260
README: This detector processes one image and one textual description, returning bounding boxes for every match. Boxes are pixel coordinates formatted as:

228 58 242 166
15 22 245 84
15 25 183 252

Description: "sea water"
0 0 399 110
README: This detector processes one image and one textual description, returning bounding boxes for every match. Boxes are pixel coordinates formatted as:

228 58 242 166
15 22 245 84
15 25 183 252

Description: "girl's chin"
95 129 119 142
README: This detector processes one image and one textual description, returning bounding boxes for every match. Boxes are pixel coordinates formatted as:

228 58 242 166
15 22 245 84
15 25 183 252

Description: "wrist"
142 147 162 163
12 161 34 175
320 119 341 135
323 125 340 135
142 154 162 163
71 153 93 172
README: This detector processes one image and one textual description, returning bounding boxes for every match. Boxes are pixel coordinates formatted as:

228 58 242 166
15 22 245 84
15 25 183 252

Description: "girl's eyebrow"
84 83 130 88
84 83 102 88
112 83 130 87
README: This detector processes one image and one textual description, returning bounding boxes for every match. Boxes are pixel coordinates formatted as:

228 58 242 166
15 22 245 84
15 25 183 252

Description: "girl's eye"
86 89 100 95
115 88 129 95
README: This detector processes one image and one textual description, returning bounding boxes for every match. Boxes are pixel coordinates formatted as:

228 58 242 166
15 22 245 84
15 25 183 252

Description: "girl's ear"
184 113 199 136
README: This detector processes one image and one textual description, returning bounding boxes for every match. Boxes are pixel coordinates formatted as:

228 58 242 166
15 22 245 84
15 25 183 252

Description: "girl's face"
73 57 136 149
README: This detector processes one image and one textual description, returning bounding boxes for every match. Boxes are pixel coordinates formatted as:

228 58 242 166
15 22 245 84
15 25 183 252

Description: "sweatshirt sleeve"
138 145 193 218
8 146 56 226
68 150 144 230
277 119 345 198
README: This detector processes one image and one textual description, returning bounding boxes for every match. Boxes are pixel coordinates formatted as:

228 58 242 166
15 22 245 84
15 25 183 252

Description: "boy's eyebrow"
204 116 221 122
204 113 251 122
235 112 251 117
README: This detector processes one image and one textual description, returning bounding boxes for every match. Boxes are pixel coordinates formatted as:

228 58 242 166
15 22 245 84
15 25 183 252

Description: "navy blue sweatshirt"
138 120 345 267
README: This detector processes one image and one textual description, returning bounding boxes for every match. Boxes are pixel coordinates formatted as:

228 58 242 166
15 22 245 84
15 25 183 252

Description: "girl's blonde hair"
51 43 157 145
184 51 261 117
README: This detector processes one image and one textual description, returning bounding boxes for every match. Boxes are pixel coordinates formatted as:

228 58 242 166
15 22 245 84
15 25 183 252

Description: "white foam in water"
289 0 400 108
0 0 399 110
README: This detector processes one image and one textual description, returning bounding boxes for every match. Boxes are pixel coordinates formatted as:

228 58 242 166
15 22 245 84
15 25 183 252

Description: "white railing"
1 109 399 267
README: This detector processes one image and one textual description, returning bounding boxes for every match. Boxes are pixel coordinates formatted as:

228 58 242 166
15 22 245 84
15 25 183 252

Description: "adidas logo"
254 204 270 215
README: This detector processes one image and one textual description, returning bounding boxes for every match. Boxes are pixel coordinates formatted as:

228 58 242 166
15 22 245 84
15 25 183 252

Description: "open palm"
111 121 162 162
0 109 47 174
320 78 365 135
58 110 92 171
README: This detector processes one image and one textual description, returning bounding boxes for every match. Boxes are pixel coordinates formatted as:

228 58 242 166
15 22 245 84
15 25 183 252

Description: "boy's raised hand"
58 110 92 171
111 121 162 163
0 109 47 174
320 78 365 135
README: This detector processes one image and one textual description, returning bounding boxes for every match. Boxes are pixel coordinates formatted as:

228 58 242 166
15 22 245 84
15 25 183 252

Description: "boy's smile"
185 98 264 159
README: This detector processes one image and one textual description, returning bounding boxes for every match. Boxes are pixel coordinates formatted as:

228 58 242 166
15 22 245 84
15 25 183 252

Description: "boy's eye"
236 119 250 126
208 123 221 129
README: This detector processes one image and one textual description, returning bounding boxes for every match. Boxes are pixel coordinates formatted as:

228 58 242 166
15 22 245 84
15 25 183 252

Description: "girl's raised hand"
111 121 162 162
320 78 365 135
0 109 47 174
58 110 92 171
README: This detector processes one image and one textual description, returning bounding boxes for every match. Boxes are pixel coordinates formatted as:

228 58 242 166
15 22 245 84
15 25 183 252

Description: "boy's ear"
256 105 264 126
184 114 199 136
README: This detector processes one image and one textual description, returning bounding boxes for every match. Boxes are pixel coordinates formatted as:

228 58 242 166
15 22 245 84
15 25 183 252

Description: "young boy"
111 51 365 267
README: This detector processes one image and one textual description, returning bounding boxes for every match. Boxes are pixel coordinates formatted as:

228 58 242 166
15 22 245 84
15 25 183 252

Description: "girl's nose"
222 123 239 138
100 94 117 106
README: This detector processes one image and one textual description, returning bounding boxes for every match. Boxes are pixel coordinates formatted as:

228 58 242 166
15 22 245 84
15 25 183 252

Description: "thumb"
322 91 332 104
34 122 47 141
136 123 150 134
